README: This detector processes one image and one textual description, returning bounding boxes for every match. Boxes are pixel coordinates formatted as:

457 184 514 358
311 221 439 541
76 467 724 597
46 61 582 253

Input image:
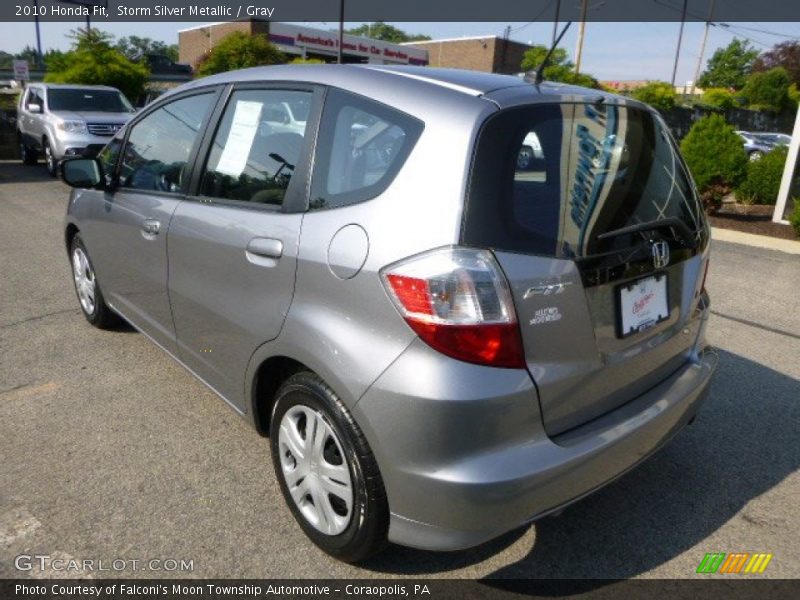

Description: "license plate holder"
617 273 669 338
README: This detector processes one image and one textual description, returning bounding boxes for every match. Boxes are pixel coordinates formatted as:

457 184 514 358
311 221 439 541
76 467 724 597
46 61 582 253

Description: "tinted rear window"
463 103 705 259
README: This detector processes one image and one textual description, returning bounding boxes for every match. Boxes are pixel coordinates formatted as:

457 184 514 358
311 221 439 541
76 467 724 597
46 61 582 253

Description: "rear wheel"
44 139 57 177
19 135 37 165
70 234 120 329
270 372 388 563
517 146 533 169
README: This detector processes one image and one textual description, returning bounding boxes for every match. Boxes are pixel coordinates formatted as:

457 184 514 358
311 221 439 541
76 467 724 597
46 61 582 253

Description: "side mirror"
27 103 42 114
61 158 102 188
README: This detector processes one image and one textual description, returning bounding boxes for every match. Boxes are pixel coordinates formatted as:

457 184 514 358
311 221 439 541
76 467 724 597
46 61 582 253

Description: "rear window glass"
464 103 705 259
309 89 423 210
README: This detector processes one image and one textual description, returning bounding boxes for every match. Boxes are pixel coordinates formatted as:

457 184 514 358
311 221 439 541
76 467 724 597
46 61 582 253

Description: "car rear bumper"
354 331 717 552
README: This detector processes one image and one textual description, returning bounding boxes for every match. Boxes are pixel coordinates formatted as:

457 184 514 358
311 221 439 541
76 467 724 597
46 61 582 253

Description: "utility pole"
33 0 43 69
690 0 716 96
337 0 344 64
670 0 688 86
574 0 588 73
551 0 561 46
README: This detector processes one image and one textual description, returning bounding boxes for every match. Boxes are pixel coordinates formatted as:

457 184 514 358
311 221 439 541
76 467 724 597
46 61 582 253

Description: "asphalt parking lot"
0 160 798 580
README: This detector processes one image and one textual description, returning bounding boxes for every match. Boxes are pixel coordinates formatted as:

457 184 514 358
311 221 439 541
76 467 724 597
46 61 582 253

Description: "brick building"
403 36 534 74
179 21 427 70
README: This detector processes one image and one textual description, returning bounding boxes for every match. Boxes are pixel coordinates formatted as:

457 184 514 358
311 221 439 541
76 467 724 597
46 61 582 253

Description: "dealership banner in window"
774 105 800 223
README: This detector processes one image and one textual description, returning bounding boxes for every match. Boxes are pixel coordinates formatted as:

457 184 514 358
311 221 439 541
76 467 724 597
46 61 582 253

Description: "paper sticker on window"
215 100 262 178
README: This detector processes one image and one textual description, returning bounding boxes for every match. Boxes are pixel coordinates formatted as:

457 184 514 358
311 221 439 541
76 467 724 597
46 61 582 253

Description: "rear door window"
309 89 423 210
464 103 705 260
198 88 313 206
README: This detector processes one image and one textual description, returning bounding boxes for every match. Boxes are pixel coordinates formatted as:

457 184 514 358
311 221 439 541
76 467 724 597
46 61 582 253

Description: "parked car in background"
750 132 792 148
736 130 781 161
17 83 136 176
138 52 192 76
59 65 716 563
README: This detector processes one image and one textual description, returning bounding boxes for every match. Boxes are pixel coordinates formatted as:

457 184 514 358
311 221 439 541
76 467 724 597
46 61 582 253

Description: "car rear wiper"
597 217 696 245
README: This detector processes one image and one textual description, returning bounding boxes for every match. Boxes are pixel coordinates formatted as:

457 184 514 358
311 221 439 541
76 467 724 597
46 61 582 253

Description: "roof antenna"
525 21 573 85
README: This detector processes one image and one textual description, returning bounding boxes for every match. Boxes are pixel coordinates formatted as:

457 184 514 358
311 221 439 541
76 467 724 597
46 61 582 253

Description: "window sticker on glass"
216 100 263 178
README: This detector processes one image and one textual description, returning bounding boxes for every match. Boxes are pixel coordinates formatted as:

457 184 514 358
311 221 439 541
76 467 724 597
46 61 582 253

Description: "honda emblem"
652 240 670 269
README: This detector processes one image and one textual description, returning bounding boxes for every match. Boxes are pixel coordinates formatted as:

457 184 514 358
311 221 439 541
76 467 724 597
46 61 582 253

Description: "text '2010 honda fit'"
61 65 717 563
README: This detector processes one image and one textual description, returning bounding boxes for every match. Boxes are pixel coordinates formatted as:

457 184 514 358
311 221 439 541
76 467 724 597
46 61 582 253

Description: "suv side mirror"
27 103 43 114
61 158 102 188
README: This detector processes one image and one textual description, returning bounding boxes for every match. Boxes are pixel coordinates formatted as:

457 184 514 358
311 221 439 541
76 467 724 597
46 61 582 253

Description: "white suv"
17 83 135 176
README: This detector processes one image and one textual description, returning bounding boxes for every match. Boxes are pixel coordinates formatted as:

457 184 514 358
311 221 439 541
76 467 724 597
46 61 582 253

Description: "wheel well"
65 224 79 253
252 356 308 436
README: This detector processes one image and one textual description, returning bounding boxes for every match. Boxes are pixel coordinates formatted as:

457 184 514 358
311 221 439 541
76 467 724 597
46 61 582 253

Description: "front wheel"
44 139 57 177
70 234 120 329
270 372 388 563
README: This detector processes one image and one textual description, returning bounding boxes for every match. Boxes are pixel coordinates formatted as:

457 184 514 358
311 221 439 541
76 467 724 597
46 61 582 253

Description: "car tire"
270 371 389 563
70 234 121 329
44 139 58 177
19 135 37 165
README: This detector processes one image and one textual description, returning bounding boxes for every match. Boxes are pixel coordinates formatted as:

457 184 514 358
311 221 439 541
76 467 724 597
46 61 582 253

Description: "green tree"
698 38 759 90
115 36 179 62
520 45 600 88
44 29 148 102
346 22 431 43
680 114 748 210
196 32 285 77
631 81 677 111
740 67 792 113
701 87 736 110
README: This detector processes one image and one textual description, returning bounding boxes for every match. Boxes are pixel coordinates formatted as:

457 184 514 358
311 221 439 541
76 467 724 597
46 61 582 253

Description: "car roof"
163 64 648 117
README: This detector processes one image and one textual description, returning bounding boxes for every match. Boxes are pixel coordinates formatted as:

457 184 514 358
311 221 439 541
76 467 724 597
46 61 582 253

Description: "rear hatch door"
464 101 709 436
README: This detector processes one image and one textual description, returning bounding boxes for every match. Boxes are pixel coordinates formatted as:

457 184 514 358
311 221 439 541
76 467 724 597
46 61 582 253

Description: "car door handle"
245 238 283 267
141 218 161 236
246 237 283 259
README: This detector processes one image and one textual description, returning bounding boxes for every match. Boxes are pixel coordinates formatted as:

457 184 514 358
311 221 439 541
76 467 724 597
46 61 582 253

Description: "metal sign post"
773 104 800 224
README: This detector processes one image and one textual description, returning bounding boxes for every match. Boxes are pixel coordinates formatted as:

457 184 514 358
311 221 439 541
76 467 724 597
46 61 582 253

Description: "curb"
711 227 800 255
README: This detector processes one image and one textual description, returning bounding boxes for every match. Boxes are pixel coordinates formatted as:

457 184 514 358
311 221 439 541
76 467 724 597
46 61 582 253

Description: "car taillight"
381 247 525 369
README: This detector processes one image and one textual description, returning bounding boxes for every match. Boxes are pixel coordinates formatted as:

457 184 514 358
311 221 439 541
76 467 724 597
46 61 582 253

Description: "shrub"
680 114 748 211
789 199 800 236
195 32 284 77
736 146 789 205
701 87 735 110
288 57 325 65
740 67 791 113
631 81 677 111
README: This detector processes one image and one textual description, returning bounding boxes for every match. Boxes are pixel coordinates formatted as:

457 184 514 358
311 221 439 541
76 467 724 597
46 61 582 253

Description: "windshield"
464 102 705 259
48 89 134 113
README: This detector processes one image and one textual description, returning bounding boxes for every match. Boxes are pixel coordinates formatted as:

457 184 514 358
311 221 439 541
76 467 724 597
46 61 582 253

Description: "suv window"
25 88 43 110
310 89 423 210
199 89 312 206
119 93 214 193
464 103 705 259
48 89 134 113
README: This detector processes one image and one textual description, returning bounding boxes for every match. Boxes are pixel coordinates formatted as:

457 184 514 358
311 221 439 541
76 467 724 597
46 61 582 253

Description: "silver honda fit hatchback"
61 65 717 562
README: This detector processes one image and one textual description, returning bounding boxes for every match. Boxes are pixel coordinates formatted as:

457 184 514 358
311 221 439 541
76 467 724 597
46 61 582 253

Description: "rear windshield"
48 89 134 113
463 103 705 259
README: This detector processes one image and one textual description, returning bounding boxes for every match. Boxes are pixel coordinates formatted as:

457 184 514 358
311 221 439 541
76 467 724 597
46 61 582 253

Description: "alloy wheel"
72 247 96 315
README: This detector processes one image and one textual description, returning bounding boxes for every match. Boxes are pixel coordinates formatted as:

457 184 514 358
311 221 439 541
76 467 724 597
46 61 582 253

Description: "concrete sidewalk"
711 226 800 255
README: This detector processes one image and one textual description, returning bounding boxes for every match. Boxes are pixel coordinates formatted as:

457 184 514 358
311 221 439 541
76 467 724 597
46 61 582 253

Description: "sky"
1 20 798 84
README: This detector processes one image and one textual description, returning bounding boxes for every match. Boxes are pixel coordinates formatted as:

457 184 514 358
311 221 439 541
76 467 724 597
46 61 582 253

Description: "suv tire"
19 136 37 165
44 138 57 177
270 372 389 563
